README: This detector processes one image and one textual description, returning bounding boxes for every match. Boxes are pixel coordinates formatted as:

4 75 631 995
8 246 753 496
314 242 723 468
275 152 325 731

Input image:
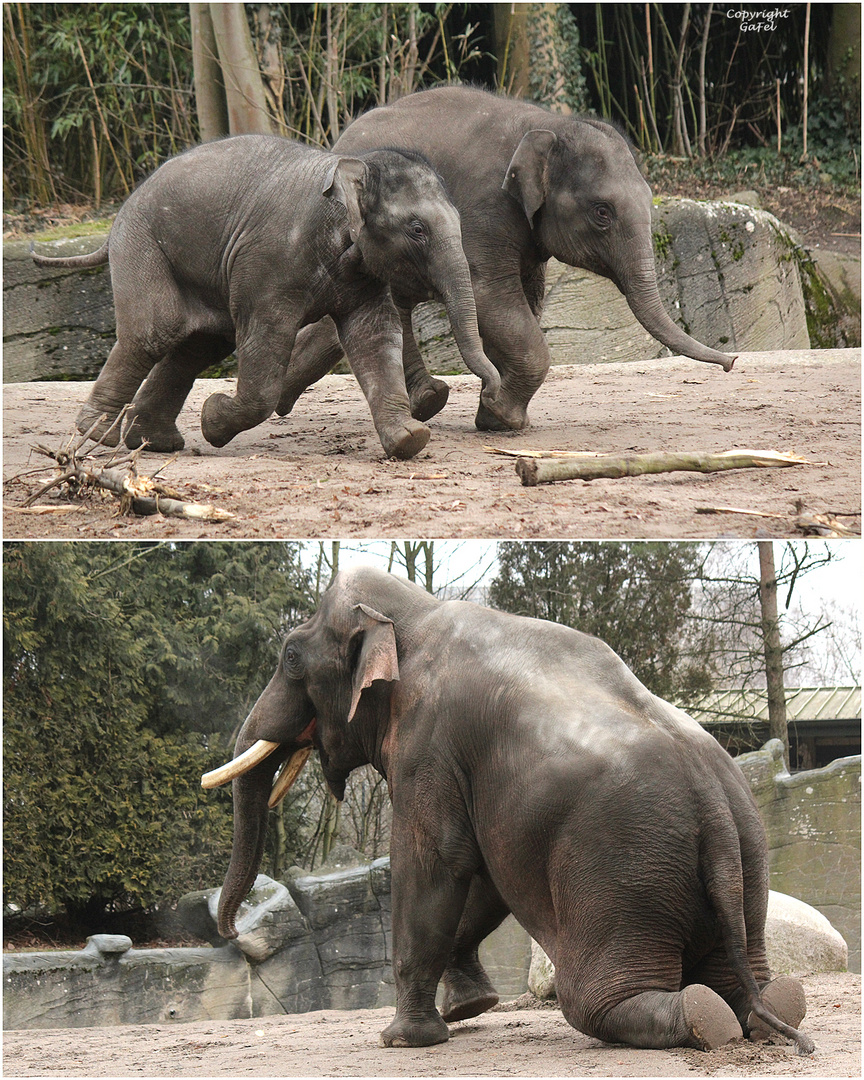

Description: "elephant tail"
30 238 109 269
699 799 815 1055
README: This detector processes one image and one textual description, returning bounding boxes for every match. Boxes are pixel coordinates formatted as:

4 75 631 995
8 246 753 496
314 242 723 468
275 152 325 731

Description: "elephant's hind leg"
439 874 509 1023
125 335 233 451
560 980 742 1051
77 338 165 446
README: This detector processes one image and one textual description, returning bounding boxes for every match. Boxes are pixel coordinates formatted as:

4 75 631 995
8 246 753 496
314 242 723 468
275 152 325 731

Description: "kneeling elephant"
203 566 813 1055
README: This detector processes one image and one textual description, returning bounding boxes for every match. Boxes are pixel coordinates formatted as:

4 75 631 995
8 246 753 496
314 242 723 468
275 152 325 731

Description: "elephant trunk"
431 238 501 404
216 760 276 939
622 254 736 372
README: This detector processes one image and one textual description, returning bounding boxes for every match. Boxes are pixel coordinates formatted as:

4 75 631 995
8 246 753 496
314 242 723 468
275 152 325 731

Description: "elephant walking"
203 567 812 1056
278 86 735 432
31 135 504 459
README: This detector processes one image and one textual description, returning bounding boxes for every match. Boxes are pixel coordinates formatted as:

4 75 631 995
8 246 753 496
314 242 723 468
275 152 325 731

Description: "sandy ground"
2 349 860 540
2 972 859 1078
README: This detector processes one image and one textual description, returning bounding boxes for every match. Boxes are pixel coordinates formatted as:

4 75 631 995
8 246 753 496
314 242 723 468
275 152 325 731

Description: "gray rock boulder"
526 890 847 1001
766 890 849 973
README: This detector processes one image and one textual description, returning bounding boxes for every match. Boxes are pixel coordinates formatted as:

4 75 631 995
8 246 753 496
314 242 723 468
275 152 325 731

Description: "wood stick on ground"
696 505 859 538
24 443 235 521
488 448 823 486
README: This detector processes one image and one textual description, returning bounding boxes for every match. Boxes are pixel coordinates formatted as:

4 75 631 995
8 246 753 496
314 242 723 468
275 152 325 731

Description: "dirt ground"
2 972 859 1078
2 349 860 540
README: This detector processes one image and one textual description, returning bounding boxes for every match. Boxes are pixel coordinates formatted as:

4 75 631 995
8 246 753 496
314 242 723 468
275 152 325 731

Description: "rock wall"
736 742 861 972
5 198 856 383
4 747 859 1029
3 236 114 382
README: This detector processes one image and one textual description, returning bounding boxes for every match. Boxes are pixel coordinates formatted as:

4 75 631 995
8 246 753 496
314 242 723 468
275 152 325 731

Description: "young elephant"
203 566 813 1056
278 86 736 432
30 135 502 459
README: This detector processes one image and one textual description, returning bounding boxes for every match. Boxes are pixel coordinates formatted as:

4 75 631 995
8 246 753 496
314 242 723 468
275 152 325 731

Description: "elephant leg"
473 279 549 432
684 948 808 1047
200 323 296 447
336 299 430 460
440 873 509 1023
397 305 450 422
381 847 472 1047
579 986 743 1051
125 335 233 452
276 318 345 416
554 931 741 1051
77 338 164 447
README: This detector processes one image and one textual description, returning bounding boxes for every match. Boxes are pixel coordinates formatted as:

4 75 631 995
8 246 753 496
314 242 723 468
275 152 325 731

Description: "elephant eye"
592 203 613 229
282 644 304 679
407 220 427 242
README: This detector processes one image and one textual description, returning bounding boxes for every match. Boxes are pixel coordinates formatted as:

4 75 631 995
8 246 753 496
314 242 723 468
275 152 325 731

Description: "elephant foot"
380 419 430 460
123 414 185 453
201 393 243 448
681 985 743 1051
409 378 449 422
440 973 499 1023
748 976 813 1055
379 1012 449 1048
76 404 122 447
275 386 302 417
474 396 529 432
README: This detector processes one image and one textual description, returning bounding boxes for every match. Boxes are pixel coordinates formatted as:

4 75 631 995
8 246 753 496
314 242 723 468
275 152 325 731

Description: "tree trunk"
826 3 861 94
758 541 789 768
495 3 572 111
208 2 274 135
190 3 229 141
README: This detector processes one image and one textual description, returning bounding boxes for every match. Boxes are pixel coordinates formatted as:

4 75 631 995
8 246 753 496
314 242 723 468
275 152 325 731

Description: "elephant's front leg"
473 277 550 432
382 837 472 1047
440 873 509 1022
200 318 297 447
276 318 345 417
336 297 430 460
396 304 450 422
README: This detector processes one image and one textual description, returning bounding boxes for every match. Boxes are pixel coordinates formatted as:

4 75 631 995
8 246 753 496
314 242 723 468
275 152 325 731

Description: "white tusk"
268 746 313 808
201 739 281 789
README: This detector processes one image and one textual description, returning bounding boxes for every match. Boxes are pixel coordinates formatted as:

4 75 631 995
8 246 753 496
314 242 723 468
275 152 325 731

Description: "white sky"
305 540 862 685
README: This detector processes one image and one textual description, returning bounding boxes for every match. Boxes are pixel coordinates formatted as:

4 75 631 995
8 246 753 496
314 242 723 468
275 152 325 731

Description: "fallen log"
485 448 822 487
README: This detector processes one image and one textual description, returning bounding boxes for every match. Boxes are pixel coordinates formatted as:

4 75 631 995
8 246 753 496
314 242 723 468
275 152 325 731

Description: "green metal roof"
684 686 861 725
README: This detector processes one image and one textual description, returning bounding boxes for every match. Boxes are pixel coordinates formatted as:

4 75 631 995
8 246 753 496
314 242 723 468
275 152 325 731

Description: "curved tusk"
268 746 313 808
201 739 281 789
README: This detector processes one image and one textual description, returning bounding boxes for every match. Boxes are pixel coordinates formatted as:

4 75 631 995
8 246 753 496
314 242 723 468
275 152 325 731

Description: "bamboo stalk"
491 448 822 486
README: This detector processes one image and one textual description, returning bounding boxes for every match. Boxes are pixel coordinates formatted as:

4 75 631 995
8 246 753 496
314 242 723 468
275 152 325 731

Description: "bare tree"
191 2 274 137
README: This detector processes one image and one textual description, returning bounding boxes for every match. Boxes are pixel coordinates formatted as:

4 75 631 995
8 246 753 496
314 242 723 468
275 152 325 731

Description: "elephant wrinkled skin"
280 87 735 431
204 567 812 1056
31 135 503 460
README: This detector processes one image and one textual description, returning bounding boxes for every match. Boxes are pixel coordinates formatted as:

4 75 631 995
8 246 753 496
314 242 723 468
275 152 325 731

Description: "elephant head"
502 123 735 371
202 568 427 940
325 149 502 409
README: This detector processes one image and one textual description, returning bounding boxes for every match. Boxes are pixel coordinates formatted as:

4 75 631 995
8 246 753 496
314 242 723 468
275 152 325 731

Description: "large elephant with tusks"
203 567 812 1055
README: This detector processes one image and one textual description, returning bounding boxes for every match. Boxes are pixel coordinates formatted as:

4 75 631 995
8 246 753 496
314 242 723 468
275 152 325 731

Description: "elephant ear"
502 129 557 221
347 603 399 722
323 157 367 243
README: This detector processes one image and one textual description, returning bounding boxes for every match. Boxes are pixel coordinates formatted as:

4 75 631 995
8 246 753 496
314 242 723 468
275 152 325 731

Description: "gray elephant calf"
203 566 813 1056
31 135 503 459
